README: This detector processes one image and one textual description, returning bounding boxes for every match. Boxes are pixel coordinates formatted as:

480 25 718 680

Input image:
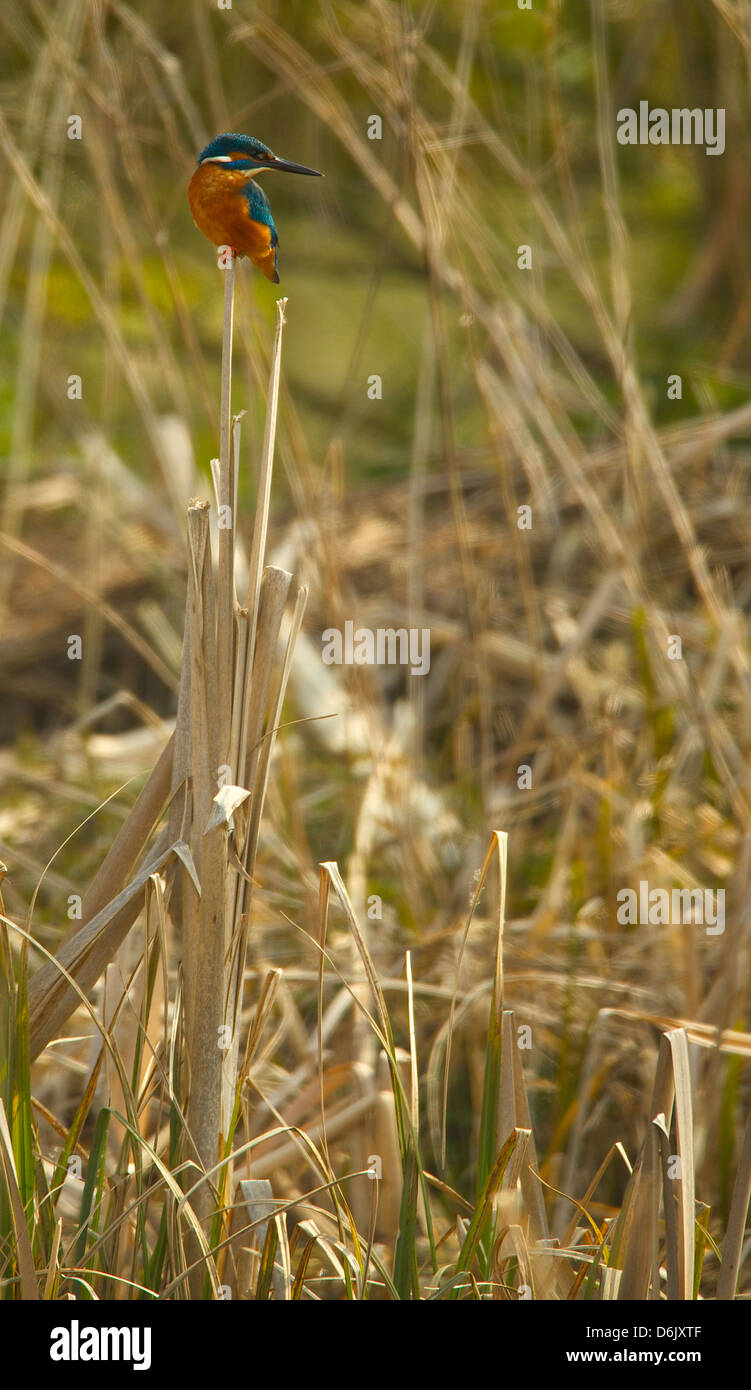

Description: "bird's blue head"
196 132 322 178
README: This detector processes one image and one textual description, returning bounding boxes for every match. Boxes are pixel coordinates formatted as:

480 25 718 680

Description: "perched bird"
188 132 322 282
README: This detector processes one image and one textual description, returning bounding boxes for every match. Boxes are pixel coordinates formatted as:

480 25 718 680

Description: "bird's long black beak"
271 156 323 177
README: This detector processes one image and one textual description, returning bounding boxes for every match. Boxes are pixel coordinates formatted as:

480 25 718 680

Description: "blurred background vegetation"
3 0 751 1293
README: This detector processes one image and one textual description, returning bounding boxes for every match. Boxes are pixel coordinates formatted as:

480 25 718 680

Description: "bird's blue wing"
243 181 279 246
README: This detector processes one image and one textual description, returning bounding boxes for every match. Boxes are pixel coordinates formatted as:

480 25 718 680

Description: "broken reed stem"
216 253 236 775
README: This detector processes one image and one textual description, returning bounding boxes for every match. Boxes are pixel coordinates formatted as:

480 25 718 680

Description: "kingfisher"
188 132 323 282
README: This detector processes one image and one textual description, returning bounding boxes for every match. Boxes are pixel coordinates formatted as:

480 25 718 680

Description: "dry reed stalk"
233 1178 291 1299
237 299 289 780
216 255 236 775
497 1010 548 1243
615 1027 695 1300
717 1116 751 1299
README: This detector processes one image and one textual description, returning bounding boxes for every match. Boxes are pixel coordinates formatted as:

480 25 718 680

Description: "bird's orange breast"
188 164 278 281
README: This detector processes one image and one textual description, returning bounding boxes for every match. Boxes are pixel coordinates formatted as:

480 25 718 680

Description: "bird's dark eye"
226 150 273 163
